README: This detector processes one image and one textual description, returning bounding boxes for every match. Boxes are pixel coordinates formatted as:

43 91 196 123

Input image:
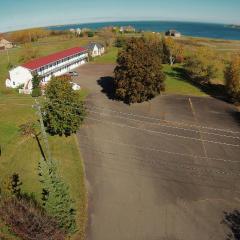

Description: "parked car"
70 82 81 91
68 71 78 77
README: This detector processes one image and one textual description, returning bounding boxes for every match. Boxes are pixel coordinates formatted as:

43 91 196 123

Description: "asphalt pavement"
75 63 240 240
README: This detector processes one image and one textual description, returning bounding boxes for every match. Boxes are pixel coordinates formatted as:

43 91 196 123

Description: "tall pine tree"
38 158 77 234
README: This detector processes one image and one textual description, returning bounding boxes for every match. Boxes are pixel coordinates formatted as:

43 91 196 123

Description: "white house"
6 47 88 93
87 43 105 57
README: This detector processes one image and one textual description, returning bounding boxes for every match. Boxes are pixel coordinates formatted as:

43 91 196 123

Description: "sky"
0 0 240 32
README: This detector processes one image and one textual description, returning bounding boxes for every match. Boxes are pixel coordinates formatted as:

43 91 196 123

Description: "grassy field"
93 47 119 64
163 64 207 96
0 35 91 239
0 96 88 240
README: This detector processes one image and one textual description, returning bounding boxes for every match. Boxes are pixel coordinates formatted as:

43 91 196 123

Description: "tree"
38 158 77 234
31 74 42 97
184 47 219 84
115 36 127 48
1 173 22 199
162 37 184 65
114 37 165 104
43 75 85 136
225 54 240 102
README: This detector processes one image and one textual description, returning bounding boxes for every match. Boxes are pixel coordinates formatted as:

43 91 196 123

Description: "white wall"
6 66 32 88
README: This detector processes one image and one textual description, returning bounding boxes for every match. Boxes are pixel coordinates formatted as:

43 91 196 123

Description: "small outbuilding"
0 38 13 50
165 29 181 38
87 42 105 57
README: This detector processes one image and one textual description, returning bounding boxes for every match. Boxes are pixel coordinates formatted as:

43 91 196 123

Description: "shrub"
114 37 165 104
31 88 41 97
31 75 42 97
0 197 65 240
184 47 219 84
225 54 240 102
87 31 94 37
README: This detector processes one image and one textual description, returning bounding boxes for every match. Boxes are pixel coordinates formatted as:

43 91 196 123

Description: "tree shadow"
222 210 240 240
169 66 229 102
97 76 116 100
229 110 240 127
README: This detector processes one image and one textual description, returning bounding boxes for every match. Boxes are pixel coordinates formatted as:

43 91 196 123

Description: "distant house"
76 28 82 35
120 26 136 33
0 38 13 50
165 29 181 38
87 42 105 57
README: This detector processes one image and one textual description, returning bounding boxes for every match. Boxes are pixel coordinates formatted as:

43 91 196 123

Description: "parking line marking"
189 97 208 158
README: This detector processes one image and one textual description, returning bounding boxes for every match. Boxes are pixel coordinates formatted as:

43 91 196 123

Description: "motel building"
6 47 88 93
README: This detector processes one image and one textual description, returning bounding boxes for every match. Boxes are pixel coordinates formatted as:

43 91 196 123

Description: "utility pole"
33 99 52 162
6 49 10 64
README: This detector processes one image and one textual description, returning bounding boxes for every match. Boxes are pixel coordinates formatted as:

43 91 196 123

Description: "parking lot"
75 63 240 240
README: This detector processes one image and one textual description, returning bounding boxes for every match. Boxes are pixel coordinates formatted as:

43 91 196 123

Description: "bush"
114 37 165 104
87 31 94 37
31 75 42 97
225 54 240 102
115 37 126 48
43 75 85 136
0 197 65 240
184 47 218 84
31 88 41 97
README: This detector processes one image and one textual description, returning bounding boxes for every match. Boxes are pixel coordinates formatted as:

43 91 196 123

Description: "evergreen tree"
31 74 42 97
38 158 77 234
114 37 165 104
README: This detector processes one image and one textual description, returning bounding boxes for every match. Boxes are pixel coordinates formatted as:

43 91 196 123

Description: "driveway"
75 63 240 240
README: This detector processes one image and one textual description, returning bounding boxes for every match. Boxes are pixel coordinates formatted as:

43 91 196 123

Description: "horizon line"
1 18 239 33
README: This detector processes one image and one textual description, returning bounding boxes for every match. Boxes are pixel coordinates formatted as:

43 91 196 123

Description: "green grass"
163 64 207 96
0 38 93 239
93 47 119 64
0 94 87 239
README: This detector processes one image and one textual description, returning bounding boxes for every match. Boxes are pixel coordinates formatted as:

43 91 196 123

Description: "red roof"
22 47 87 70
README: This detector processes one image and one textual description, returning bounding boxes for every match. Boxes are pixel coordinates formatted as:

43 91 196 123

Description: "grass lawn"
163 64 208 96
0 94 87 239
93 47 119 64
0 35 90 238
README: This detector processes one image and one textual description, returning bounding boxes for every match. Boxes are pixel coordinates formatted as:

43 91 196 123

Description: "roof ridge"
22 46 87 70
